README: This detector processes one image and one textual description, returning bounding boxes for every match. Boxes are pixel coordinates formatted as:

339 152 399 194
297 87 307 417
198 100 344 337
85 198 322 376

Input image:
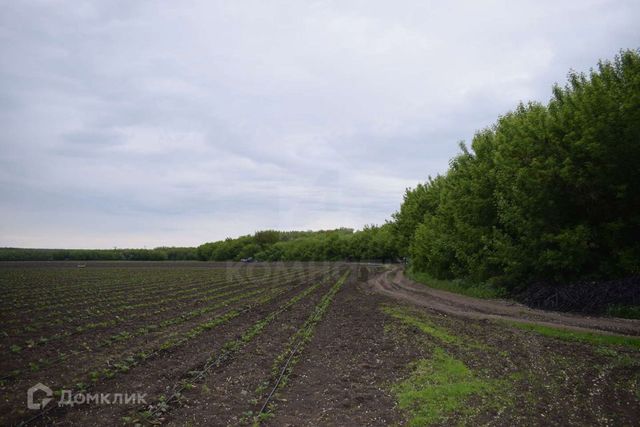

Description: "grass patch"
407 270 505 299
505 321 640 350
382 305 458 344
393 348 504 426
606 304 640 320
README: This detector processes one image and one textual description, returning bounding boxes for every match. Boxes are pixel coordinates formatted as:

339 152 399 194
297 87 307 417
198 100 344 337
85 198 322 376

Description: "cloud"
1 0 639 247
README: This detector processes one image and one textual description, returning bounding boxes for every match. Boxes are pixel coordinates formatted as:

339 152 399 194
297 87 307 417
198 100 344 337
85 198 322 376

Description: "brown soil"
24 276 334 426
0 280 290 377
4 263 640 426
263 270 420 426
161 269 335 426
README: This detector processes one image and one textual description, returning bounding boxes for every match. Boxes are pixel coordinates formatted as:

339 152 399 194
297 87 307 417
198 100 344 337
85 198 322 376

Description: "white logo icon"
27 383 53 410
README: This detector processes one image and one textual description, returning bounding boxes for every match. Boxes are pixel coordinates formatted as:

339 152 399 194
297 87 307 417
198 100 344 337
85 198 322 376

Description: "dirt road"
364 267 640 337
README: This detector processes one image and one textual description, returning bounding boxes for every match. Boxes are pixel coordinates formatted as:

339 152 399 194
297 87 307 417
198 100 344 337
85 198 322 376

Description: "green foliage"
393 348 503 426
505 321 640 349
407 270 505 299
399 49 640 287
606 304 640 319
197 226 399 262
0 246 198 261
392 179 444 257
2 226 400 263
382 305 459 344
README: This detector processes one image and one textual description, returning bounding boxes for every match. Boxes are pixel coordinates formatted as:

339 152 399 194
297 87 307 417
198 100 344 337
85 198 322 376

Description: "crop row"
14 268 338 426
1 284 283 383
1 267 273 312
0 265 296 312
84 268 337 385
254 269 350 423
0 268 229 306
134 268 348 424
3 273 233 328
3 283 266 374
2 266 312 337
2 267 321 370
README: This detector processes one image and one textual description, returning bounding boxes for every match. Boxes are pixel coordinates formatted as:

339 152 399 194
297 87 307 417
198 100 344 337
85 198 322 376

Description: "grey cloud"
1 0 639 247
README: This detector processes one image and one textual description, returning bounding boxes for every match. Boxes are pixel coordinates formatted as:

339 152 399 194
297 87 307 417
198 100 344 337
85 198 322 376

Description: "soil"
3 262 639 426
1 266 338 425
263 271 420 426
162 268 335 426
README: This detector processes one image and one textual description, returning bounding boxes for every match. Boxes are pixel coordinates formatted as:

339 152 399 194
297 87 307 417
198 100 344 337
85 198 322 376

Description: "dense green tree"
405 49 640 287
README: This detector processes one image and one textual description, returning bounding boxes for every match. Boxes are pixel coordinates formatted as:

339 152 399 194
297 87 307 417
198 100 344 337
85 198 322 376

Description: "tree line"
196 226 399 262
392 49 640 289
0 247 199 261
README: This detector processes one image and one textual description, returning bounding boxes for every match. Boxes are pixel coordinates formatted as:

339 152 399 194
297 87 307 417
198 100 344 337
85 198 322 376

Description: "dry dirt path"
365 267 640 337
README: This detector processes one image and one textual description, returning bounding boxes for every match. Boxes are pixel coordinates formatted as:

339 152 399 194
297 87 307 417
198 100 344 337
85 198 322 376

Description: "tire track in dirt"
365 268 640 337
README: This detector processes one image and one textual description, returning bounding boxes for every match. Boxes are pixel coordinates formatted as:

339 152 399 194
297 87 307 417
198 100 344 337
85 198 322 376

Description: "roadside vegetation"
607 305 640 319
406 269 505 299
503 321 640 350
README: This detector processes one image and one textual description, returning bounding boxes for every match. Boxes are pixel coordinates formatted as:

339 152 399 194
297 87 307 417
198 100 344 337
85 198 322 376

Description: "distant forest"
0 247 198 261
196 227 398 262
3 49 638 291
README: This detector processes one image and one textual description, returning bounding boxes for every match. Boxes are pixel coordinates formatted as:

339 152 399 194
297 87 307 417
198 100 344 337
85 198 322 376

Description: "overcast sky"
1 1 638 248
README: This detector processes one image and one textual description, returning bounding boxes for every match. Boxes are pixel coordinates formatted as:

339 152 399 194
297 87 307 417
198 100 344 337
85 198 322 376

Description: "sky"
1 0 639 249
